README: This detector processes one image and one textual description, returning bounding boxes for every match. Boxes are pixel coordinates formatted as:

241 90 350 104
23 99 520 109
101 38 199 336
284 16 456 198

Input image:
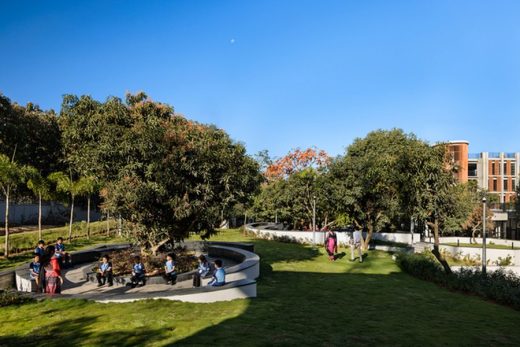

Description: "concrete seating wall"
13 241 260 303
15 243 132 292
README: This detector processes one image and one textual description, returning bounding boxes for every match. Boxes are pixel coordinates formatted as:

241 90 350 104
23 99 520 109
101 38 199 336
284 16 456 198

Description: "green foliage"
0 290 34 307
0 94 62 176
58 93 263 249
494 255 513 266
396 252 520 310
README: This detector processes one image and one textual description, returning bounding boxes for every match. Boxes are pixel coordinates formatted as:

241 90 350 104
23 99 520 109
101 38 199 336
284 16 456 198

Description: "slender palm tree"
49 171 83 242
0 154 25 257
26 167 51 240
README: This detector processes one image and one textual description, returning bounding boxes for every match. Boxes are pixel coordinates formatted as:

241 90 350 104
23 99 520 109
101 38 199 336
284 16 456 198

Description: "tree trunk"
87 195 91 240
38 193 42 241
106 211 110 237
471 227 478 244
4 187 10 258
430 218 452 274
117 215 122 236
362 222 372 251
150 238 170 256
68 196 74 242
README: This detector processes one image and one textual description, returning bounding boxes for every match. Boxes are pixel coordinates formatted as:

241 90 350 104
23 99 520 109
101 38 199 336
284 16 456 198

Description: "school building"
448 141 519 239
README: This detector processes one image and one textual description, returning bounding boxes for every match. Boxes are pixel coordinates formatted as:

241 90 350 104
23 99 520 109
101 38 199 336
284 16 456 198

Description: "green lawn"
1 229 519 346
0 221 122 271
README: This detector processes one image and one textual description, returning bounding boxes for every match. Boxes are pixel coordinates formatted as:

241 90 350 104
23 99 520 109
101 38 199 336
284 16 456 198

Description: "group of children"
29 238 70 294
94 252 226 289
30 238 227 292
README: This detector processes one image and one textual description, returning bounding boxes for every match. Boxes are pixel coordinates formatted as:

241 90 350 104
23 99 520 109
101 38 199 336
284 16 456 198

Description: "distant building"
447 141 518 239
448 141 518 204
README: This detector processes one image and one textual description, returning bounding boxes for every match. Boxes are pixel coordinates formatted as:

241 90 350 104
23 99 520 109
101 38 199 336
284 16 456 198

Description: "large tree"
398 140 460 273
252 147 332 229
59 93 262 253
329 130 407 249
0 95 61 176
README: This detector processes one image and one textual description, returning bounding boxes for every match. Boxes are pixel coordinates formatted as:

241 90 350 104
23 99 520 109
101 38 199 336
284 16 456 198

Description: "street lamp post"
482 197 487 275
275 211 278 224
312 196 316 248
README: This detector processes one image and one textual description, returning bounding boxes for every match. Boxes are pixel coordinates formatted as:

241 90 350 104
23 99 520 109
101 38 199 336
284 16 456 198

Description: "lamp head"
482 197 487 203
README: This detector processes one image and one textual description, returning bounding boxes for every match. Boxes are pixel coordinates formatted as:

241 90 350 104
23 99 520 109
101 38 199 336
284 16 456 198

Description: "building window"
493 179 498 191
504 162 508 176
492 162 496 175
513 179 516 191
468 163 477 177
512 163 516 176
504 179 509 191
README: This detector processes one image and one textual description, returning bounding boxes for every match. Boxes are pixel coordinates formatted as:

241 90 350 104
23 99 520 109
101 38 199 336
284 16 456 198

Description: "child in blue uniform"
130 256 146 288
208 259 226 287
193 254 210 287
96 255 113 287
55 237 70 268
163 254 177 285
34 240 45 257
29 254 41 291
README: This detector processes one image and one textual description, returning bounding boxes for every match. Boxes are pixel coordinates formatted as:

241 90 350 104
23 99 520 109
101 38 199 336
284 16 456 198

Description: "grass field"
0 221 120 270
1 229 519 346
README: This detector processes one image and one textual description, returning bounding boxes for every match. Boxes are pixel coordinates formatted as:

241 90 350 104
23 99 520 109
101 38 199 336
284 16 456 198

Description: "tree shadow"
173 269 520 346
0 315 169 347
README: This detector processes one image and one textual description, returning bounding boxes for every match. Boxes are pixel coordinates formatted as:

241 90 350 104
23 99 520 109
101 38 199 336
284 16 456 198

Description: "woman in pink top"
324 230 338 261
44 245 63 294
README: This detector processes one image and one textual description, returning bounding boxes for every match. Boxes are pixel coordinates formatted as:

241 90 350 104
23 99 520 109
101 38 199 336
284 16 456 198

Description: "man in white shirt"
350 230 363 263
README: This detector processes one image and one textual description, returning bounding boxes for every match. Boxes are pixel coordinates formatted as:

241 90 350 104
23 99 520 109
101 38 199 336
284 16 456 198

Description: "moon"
230 38 235 44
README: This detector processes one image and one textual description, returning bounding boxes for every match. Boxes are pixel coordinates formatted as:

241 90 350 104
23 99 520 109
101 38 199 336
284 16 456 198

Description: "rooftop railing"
468 153 481 159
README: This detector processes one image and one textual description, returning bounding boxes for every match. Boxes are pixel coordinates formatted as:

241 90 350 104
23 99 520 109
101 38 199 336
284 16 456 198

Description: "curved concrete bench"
17 241 260 303
15 243 132 292
208 245 260 281
59 278 257 303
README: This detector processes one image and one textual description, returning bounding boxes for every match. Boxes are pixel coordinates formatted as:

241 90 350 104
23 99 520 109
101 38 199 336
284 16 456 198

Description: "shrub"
395 252 520 311
494 255 513 267
93 247 198 276
0 290 34 307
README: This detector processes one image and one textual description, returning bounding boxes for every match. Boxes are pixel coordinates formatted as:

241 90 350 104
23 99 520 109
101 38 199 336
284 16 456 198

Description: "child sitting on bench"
130 255 146 288
208 259 226 287
163 253 177 285
29 254 41 291
96 255 113 287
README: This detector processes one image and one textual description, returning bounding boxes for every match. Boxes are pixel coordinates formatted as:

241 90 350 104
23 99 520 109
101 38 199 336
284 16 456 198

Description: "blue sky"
1 1 520 158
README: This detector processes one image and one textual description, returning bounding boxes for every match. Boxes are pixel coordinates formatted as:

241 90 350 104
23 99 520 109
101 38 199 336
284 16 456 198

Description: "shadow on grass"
0 315 169 347
173 239 520 346
173 269 520 346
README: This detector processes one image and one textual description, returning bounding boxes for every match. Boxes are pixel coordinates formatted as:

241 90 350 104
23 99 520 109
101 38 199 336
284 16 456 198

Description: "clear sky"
1 0 520 158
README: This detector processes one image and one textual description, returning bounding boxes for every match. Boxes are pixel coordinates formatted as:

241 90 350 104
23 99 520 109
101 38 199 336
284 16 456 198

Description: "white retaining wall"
247 225 420 245
436 236 519 248
438 244 520 266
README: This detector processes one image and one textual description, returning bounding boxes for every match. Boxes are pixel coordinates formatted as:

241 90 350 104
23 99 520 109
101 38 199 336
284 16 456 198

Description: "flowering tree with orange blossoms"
264 147 330 180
